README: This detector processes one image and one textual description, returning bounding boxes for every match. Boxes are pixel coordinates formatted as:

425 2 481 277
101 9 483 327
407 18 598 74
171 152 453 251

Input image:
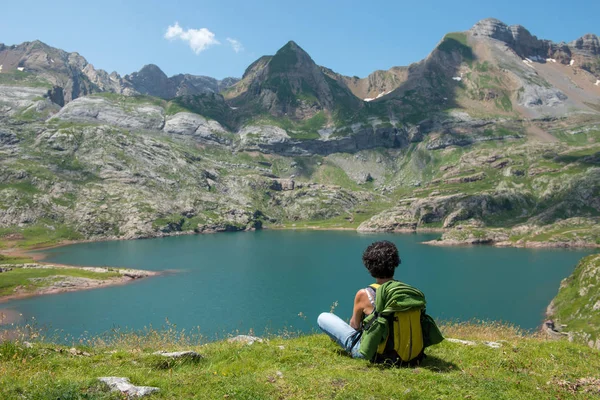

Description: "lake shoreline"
4 225 599 263
0 263 159 303
423 238 600 249
0 238 160 303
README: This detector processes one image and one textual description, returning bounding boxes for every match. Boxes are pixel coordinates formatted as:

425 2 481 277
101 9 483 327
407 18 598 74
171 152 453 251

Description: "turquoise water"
1 231 592 339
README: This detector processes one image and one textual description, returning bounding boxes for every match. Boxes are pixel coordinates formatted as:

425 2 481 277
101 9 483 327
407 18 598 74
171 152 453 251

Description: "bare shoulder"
354 288 367 302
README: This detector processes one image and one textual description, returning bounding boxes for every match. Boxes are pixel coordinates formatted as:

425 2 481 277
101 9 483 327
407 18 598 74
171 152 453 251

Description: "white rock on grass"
98 377 159 398
446 338 503 348
446 338 477 346
152 350 202 359
483 341 503 348
227 335 264 345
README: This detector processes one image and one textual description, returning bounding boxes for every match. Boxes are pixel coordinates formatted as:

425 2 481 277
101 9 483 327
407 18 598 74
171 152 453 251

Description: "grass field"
0 323 598 399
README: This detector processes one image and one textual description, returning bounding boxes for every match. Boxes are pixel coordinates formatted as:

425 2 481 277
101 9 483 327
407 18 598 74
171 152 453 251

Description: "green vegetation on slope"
548 254 600 348
267 41 299 74
0 223 83 249
92 92 165 108
1 324 599 399
438 32 473 62
166 93 233 129
0 71 52 88
252 112 327 140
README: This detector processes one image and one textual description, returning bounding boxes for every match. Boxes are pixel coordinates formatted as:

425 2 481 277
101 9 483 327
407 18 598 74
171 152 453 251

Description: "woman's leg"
317 312 363 358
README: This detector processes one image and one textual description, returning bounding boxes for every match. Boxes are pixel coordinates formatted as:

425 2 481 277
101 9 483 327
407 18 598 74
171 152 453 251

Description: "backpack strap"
364 286 376 309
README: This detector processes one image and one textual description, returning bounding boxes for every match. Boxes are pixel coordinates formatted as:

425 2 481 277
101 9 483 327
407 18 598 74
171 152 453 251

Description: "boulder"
98 377 159 398
270 179 295 191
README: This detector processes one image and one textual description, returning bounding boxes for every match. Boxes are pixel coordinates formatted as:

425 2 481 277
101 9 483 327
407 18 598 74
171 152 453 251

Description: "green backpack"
358 281 444 365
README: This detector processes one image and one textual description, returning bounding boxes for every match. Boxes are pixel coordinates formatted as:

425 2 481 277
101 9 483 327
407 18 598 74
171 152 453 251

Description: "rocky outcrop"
51 96 165 130
426 134 522 150
238 124 411 156
358 190 533 232
163 112 229 145
0 129 19 146
518 85 568 108
470 18 600 70
0 85 49 116
470 19 554 59
570 34 600 58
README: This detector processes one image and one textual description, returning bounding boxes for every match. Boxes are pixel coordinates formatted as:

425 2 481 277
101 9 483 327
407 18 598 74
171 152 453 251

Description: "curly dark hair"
362 240 401 279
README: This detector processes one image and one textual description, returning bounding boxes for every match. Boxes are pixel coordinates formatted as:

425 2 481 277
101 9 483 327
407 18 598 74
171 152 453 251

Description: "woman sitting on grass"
318 240 439 363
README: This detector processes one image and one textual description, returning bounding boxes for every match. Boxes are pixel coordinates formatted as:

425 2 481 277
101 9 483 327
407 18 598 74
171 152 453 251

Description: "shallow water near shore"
1 230 592 340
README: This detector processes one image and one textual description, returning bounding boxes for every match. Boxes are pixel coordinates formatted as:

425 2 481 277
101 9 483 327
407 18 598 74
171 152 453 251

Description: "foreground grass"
1 324 599 399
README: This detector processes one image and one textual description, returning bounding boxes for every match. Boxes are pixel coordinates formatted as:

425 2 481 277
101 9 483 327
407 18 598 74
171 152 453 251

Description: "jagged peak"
281 40 301 50
273 40 311 58
268 40 315 74
470 18 514 41
570 33 600 45
28 39 48 47
472 18 508 29
130 64 168 80
138 64 164 73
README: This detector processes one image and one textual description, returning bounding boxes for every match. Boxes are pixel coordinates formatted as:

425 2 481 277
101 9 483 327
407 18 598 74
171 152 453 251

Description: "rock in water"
98 377 159 398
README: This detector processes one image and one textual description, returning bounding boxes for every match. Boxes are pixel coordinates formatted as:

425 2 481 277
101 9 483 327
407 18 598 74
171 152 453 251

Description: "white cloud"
164 22 220 54
226 38 244 53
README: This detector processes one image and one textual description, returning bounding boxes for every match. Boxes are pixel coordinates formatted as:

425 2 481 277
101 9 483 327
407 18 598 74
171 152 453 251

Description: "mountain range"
0 17 599 251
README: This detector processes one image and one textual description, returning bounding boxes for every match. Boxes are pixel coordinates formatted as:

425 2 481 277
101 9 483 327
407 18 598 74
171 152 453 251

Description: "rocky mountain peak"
124 64 171 98
470 18 541 48
129 64 169 83
469 18 512 41
570 34 600 57
227 40 362 120
268 40 314 74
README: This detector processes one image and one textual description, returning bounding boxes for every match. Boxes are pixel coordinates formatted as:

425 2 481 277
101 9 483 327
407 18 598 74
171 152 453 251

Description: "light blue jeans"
317 312 364 358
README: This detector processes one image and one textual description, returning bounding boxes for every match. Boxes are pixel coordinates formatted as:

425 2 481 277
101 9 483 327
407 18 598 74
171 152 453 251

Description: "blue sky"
1 0 598 79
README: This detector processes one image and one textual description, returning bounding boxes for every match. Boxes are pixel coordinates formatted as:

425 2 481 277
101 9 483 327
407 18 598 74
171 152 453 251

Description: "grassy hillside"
1 323 599 399
548 254 600 349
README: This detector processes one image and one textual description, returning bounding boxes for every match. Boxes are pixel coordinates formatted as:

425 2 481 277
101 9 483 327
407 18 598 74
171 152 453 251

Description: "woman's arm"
349 290 366 330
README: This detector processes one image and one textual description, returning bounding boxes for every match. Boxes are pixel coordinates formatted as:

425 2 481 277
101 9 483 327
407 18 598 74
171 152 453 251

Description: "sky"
1 0 599 80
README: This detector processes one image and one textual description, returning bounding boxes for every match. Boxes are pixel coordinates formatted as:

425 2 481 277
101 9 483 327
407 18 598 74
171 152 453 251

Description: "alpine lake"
1 230 593 341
